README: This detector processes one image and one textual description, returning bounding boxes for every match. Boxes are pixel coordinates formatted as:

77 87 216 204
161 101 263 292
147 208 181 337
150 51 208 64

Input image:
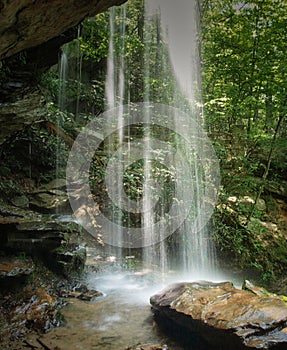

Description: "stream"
26 269 188 350
0 208 252 350
24 256 235 350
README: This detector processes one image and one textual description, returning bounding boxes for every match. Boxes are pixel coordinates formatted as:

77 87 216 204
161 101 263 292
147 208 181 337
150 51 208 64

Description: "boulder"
10 195 30 209
266 181 287 199
0 87 45 144
66 283 103 301
228 195 267 212
0 256 34 292
0 202 81 251
49 245 86 277
28 190 69 213
39 178 67 191
126 345 168 350
27 179 70 213
150 281 287 350
0 205 86 276
0 256 34 278
2 286 60 337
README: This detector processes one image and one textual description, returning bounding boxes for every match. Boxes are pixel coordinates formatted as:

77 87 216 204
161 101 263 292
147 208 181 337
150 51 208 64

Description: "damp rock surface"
0 256 34 279
0 284 63 346
0 0 127 59
0 256 35 297
150 281 287 350
126 344 168 350
65 283 103 301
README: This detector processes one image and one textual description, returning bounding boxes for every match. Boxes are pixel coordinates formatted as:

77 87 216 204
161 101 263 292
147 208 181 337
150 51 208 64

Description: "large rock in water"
150 281 287 350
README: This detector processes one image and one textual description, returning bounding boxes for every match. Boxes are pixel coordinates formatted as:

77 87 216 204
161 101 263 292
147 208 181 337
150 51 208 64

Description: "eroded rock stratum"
0 0 127 144
0 0 127 59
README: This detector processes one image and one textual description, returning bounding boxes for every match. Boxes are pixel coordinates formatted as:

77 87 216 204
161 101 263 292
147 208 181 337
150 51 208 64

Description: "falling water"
140 0 218 277
56 50 68 187
141 52 171 274
68 0 219 279
104 5 127 261
75 25 83 120
58 51 68 112
62 3 220 348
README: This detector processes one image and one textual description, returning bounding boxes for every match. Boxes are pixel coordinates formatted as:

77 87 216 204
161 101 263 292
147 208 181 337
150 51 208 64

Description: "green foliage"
27 127 68 169
39 69 60 102
80 14 110 62
202 0 287 133
46 102 80 137
202 0 287 190
76 0 184 106
21 0 287 283
213 206 287 281
0 180 23 200
0 125 68 183
89 155 176 227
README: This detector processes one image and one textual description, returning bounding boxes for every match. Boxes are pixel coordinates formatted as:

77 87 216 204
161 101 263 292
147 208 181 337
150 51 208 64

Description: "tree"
202 0 287 140
201 0 287 191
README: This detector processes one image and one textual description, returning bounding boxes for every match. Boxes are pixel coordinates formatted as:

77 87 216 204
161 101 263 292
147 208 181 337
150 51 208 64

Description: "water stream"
33 285 183 350
33 261 230 350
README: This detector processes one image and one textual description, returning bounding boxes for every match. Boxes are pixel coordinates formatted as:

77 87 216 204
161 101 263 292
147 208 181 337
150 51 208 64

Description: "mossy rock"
49 245 86 277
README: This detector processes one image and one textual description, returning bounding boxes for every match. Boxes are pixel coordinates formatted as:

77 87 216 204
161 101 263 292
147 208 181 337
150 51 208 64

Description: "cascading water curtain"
142 0 219 277
56 50 68 194
67 0 219 278
104 5 128 262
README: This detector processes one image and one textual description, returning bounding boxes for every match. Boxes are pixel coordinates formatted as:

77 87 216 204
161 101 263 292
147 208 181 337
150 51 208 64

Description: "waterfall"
56 50 68 187
140 0 219 276
75 25 83 120
58 51 68 112
104 6 127 262
67 0 220 279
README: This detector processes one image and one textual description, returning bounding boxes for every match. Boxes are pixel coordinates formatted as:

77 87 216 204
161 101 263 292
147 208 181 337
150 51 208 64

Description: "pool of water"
26 265 245 350
26 270 190 350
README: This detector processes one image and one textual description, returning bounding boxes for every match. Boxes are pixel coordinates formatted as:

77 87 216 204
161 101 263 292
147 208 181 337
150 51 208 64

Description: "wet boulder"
126 345 168 350
0 256 34 278
28 190 69 213
48 245 86 277
10 195 30 209
38 178 67 191
65 283 103 301
27 178 70 213
0 286 61 344
0 204 86 277
0 256 34 292
150 281 287 350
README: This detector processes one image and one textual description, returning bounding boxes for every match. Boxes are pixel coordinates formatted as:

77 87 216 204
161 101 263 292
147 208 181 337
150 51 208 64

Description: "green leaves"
202 0 287 137
80 15 110 62
203 1 287 281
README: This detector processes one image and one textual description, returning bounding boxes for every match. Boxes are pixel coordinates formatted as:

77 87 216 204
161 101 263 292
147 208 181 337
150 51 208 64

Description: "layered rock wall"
0 0 126 144
0 0 127 59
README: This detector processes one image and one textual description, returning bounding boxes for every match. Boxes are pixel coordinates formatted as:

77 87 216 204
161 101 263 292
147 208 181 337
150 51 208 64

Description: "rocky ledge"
0 0 127 59
150 281 287 350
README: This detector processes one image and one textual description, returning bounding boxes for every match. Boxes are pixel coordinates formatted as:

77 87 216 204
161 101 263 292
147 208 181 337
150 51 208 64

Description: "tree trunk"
246 114 285 223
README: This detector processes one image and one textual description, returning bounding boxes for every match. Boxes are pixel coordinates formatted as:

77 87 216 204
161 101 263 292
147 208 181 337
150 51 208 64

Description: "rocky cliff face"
0 0 127 60
0 0 126 144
